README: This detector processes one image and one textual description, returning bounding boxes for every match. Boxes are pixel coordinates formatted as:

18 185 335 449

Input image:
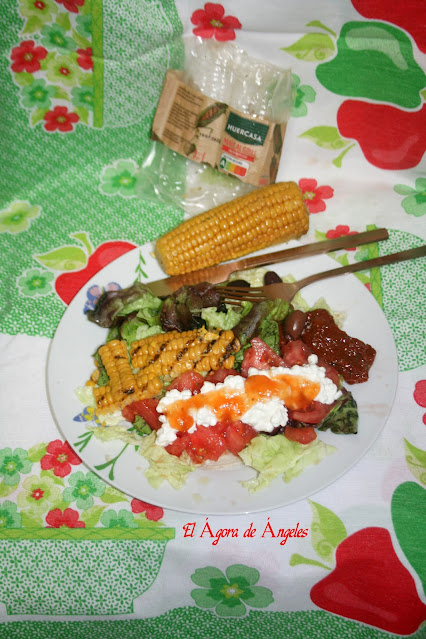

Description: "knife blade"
145 227 389 297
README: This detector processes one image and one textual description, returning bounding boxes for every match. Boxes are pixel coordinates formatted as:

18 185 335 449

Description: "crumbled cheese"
241 398 288 433
155 359 342 447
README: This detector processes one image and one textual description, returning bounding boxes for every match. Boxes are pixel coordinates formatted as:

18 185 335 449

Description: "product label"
225 112 269 146
152 70 287 186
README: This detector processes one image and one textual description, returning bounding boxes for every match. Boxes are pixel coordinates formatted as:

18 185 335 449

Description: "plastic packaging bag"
137 37 292 215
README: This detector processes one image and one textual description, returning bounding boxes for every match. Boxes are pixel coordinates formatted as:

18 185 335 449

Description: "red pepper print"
54 0 84 13
310 527 426 635
40 440 82 477
337 101 426 171
351 0 426 53
131 498 164 521
298 178 334 213
43 106 79 133
10 40 47 74
76 47 93 71
414 380 426 425
191 3 242 41
46 508 85 528
326 225 358 250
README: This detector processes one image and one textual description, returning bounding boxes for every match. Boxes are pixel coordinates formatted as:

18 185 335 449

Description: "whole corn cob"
155 181 309 275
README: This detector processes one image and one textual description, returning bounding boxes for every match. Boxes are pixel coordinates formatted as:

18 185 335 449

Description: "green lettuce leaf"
120 319 161 346
239 433 336 493
201 302 252 330
317 391 358 434
133 415 152 436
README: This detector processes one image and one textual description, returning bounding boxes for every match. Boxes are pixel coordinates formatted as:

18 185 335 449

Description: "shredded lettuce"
229 267 268 287
238 434 336 493
89 424 144 447
138 432 196 489
75 385 96 407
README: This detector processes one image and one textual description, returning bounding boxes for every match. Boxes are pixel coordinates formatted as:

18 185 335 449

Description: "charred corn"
93 340 141 414
155 181 309 275
132 327 240 390
93 329 240 415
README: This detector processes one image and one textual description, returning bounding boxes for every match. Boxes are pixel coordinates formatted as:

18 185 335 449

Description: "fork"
218 245 426 304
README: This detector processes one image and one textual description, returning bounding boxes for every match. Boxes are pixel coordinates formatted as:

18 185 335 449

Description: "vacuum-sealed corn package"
137 37 293 215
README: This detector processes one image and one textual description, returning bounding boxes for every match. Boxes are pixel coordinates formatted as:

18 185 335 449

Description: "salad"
79 268 376 493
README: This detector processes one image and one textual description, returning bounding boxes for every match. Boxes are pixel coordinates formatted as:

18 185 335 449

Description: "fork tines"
218 285 265 303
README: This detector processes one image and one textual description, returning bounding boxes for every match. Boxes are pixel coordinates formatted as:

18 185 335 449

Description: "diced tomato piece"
165 432 191 457
280 339 311 366
317 356 341 388
225 420 257 455
278 322 290 355
187 424 227 464
168 370 205 394
122 398 161 430
289 400 336 425
241 338 286 376
284 425 317 444
122 404 136 422
205 367 240 384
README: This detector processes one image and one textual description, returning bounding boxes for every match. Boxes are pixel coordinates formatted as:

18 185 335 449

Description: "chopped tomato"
289 400 335 425
240 338 285 376
187 424 227 463
205 368 240 384
122 398 161 430
165 431 191 457
168 370 205 394
225 420 257 455
280 339 311 366
284 425 317 444
278 322 290 355
317 356 341 388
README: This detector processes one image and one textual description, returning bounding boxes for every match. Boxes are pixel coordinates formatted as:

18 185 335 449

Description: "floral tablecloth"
1 1 425 638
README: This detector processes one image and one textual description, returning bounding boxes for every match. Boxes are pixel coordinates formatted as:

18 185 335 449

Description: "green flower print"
17 474 61 515
41 24 76 55
99 159 138 198
17 268 54 297
76 13 92 39
0 448 32 486
0 501 22 528
191 564 274 618
63 471 106 510
394 178 426 217
46 54 81 88
0 201 41 234
71 86 94 110
292 74 316 117
21 78 56 110
100 509 138 528
18 0 57 25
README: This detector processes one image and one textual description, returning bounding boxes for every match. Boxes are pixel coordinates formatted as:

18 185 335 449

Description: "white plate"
47 243 398 515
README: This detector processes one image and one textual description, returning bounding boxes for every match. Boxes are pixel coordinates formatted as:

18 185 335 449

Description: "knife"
145 227 389 297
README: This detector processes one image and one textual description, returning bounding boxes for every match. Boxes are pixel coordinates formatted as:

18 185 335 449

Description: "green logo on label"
225 112 269 146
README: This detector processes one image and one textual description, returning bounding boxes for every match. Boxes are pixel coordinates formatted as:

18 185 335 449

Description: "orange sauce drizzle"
163 374 320 432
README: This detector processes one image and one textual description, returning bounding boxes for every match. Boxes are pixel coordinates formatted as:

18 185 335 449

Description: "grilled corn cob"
155 181 309 275
93 328 240 415
93 339 141 414
132 327 239 387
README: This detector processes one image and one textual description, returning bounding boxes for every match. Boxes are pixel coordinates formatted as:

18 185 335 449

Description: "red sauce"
301 309 376 384
164 373 320 432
